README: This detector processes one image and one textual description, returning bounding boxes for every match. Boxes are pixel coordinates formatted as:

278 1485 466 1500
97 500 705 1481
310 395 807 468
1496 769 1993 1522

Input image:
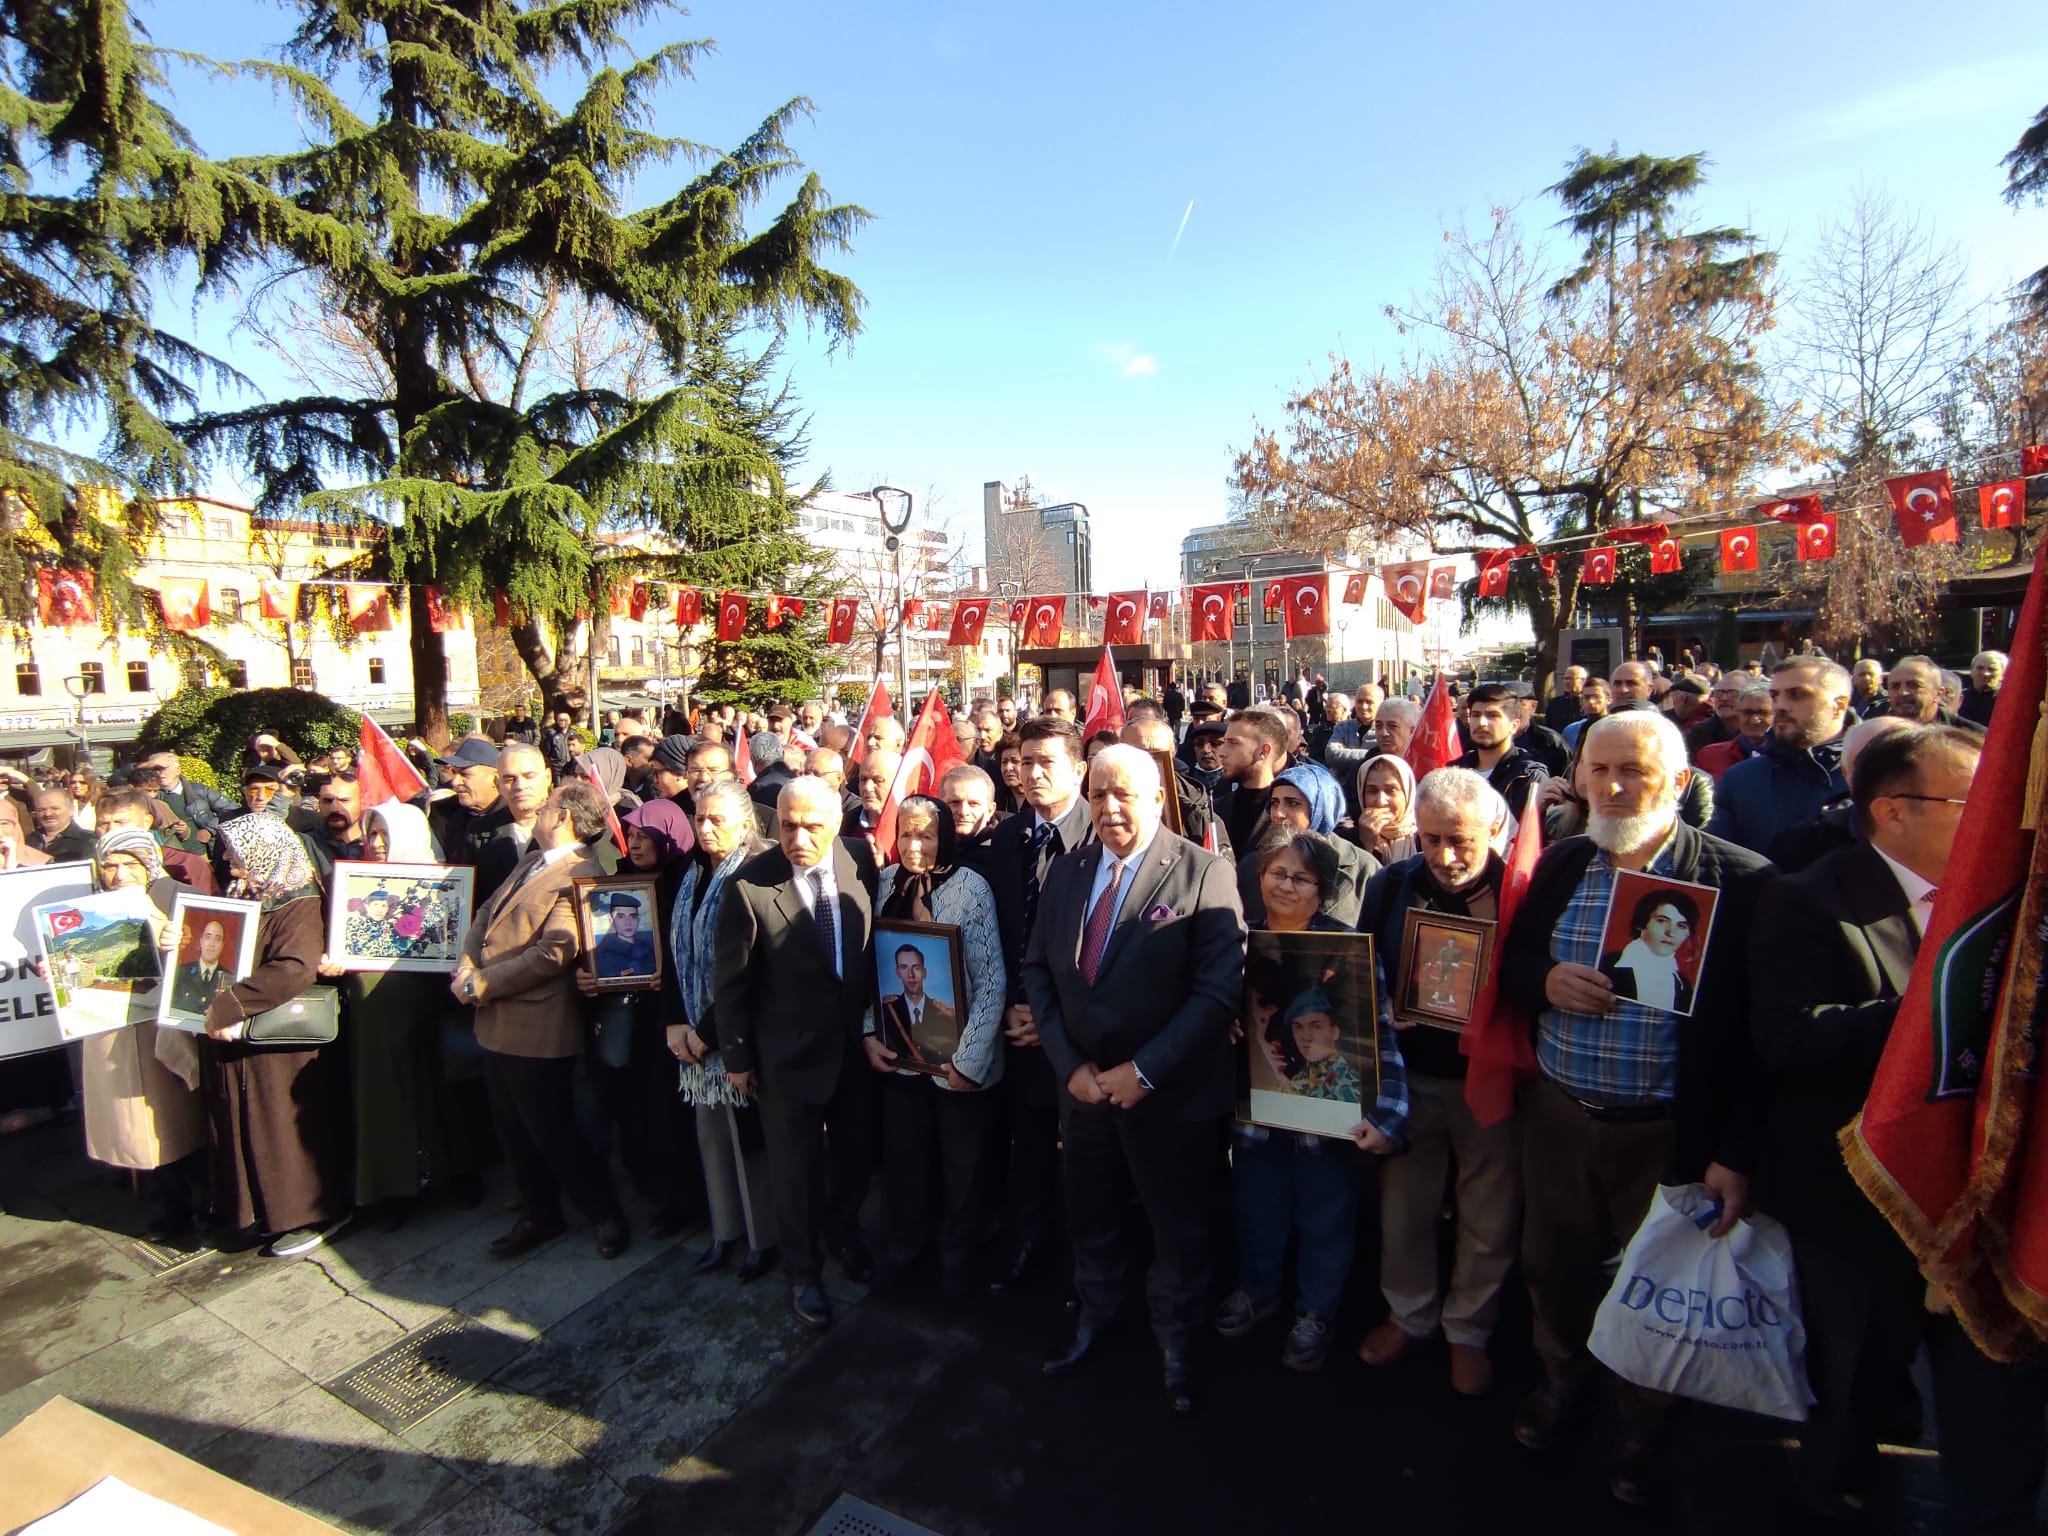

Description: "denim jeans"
1232 1129 1360 1318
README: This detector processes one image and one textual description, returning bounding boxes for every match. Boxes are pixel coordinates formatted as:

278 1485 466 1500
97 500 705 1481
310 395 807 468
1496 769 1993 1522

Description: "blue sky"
151 0 2044 588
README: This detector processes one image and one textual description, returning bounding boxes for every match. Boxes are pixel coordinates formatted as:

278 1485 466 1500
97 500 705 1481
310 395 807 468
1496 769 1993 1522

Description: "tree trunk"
508 618 590 719
407 584 450 746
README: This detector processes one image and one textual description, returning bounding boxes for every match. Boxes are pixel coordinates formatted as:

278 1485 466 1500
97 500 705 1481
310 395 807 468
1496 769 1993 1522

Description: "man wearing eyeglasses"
1704 659 1853 854
1748 723 1980 1520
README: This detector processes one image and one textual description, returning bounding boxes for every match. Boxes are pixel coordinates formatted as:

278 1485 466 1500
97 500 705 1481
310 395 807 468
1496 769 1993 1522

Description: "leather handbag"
244 985 341 1046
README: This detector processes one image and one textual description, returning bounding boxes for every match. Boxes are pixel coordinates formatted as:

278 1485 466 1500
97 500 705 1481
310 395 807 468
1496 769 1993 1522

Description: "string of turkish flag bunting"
115 448 2043 639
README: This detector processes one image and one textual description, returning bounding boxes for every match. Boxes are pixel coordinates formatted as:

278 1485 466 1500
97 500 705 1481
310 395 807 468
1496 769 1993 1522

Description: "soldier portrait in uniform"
575 874 664 992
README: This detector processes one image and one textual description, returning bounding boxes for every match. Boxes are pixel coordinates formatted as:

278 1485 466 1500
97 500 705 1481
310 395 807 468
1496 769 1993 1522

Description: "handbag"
244 985 342 1046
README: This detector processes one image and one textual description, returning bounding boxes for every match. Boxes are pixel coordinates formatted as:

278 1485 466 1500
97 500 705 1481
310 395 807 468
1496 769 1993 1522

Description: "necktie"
1079 860 1124 985
1019 820 1054 965
809 868 838 976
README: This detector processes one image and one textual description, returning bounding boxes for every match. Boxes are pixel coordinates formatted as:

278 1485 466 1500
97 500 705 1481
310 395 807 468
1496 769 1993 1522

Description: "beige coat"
463 847 600 1058
80 879 203 1169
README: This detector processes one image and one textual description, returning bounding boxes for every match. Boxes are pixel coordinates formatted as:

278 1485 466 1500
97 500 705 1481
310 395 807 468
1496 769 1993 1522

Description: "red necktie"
1079 861 1124 984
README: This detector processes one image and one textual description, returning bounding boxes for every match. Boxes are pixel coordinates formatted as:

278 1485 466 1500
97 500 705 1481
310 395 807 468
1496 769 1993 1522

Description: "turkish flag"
919 603 947 633
1477 551 1512 598
2022 444 2048 477
347 583 394 632
48 908 83 937
1886 470 1959 547
1428 565 1457 601
895 598 920 631
1103 591 1145 646
947 598 991 646
674 586 702 626
630 581 649 621
715 592 747 639
1147 590 1169 623
358 714 428 806
424 585 458 633
1460 792 1543 1125
157 577 210 631
1081 647 1127 741
1022 596 1065 647
262 580 299 621
1342 571 1368 604
1085 595 1105 614
1649 537 1682 575
766 595 803 629
1187 583 1234 642
826 595 860 644
846 677 894 767
1538 555 1557 580
1609 521 1669 548
1582 546 1618 585
1008 598 1029 627
872 690 966 863
1760 493 1825 524
609 584 632 618
37 569 95 628
1382 561 1430 625
1795 515 1838 561
1980 480 2026 531
1275 574 1326 637
1404 674 1460 778
1720 527 1760 572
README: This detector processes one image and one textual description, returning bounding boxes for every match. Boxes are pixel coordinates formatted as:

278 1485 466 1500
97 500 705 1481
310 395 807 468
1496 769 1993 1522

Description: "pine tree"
181 0 865 742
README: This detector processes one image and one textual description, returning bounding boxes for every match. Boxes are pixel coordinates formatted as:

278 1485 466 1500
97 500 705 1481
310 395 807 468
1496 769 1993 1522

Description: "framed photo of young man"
1238 928 1378 1140
157 893 261 1031
1395 909 1495 1031
326 861 474 973
871 918 967 1077
1595 870 1721 1017
573 874 663 992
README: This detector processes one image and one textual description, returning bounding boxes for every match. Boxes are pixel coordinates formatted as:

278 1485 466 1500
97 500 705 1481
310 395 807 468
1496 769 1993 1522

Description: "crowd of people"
0 636 2033 1528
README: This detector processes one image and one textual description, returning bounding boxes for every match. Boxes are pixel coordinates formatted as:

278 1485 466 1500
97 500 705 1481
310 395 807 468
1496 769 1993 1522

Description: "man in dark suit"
713 774 880 1330
1025 743 1246 1414
980 716 1095 1293
1751 723 1981 1518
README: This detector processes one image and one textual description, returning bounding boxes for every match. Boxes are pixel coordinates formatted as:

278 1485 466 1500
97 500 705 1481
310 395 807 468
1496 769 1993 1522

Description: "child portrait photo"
1239 929 1378 1140
326 861 474 973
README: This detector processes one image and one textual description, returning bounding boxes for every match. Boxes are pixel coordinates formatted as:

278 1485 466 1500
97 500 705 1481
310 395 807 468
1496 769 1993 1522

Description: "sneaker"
263 1215 350 1258
1212 1287 1282 1339
1281 1312 1333 1372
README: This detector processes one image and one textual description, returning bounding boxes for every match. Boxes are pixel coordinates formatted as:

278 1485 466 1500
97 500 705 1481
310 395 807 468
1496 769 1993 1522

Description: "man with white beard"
1494 711 1775 1509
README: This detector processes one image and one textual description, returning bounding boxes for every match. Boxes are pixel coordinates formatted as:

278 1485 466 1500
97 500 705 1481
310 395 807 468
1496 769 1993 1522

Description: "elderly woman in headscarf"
1237 762 1379 927
864 793 1005 1298
572 796 699 1239
202 813 346 1257
668 779 775 1278
1349 754 1418 865
80 828 207 1240
573 746 642 819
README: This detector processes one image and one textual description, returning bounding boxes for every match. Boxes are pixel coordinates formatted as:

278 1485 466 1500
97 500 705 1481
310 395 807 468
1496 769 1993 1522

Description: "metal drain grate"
131 1234 211 1276
804 1494 944 1536
324 1313 527 1433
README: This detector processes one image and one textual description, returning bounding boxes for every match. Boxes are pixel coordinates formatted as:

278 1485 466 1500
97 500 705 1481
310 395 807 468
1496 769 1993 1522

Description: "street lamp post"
871 485 914 718
61 674 91 766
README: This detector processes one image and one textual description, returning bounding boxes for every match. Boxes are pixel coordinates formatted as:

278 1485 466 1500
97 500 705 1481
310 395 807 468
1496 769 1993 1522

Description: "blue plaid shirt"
1535 840 1681 1106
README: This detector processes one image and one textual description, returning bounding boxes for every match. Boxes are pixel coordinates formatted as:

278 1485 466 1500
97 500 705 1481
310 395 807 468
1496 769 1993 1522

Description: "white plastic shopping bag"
1588 1182 1815 1421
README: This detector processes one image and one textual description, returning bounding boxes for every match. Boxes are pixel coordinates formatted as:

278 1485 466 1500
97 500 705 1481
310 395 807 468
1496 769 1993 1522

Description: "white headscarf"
365 800 436 864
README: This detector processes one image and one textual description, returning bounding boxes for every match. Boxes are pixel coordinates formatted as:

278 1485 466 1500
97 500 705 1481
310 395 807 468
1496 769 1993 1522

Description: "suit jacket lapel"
1834 842 1919 996
1095 837 1178 979
831 841 867 996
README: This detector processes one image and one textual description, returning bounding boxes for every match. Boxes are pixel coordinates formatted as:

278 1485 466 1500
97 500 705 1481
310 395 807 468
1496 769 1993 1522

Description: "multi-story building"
983 478 1092 603
1 493 480 760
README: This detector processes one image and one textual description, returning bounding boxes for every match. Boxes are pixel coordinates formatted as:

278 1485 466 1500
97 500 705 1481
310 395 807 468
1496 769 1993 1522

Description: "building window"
291 658 314 689
1234 593 1251 630
15 662 38 697
224 660 249 690
631 637 645 667
607 636 621 666
204 514 234 541
367 657 386 685
77 662 105 694
126 661 150 692
1261 591 1281 626
217 587 241 623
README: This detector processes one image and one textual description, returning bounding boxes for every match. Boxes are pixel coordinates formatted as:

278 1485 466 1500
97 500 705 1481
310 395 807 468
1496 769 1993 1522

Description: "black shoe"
988 1240 1040 1295
792 1283 833 1331
595 1217 630 1260
1610 1434 1669 1507
648 1209 691 1242
1043 1323 1102 1377
831 1243 875 1285
446 1172 485 1209
691 1238 737 1275
736 1247 775 1283
1162 1351 1198 1415
1512 1379 1590 1452
488 1217 566 1259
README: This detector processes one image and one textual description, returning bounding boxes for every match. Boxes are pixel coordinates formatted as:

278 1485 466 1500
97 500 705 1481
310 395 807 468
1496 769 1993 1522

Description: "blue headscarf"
1274 763 1344 835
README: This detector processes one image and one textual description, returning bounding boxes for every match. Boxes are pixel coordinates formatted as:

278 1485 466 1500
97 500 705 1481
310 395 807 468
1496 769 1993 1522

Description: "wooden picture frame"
326 861 475 974
1145 747 1185 838
574 874 664 993
1395 908 1497 1032
871 917 969 1077
156 893 262 1032
1237 928 1378 1141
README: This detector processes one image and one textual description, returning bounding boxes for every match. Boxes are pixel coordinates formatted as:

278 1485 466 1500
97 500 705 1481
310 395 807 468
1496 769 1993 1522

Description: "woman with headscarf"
573 746 643 819
80 828 207 1239
866 794 1005 1299
571 796 700 1238
202 813 347 1256
669 780 775 1279
327 800 484 1224
1237 763 1378 927
1350 754 1418 865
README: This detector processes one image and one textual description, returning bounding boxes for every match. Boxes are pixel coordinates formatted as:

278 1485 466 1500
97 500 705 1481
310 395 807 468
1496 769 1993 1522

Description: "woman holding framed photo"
866 794 1005 1299
1237 764 1378 927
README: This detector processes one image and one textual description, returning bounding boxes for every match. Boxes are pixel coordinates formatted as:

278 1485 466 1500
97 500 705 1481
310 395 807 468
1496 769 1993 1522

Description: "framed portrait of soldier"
1595 871 1720 1018
1238 928 1378 1141
1144 747 1185 838
574 874 664 993
1395 910 1495 1031
871 918 967 1077
327 861 475 973
156 893 261 1031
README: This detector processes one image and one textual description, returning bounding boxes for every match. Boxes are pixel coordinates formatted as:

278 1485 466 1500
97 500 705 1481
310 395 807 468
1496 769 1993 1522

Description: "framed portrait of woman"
1395 909 1496 1031
1595 871 1721 1017
1237 928 1378 1141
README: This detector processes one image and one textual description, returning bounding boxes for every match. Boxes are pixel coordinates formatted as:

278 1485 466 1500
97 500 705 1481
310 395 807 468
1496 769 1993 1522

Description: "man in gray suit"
714 774 879 1331
1024 743 1247 1414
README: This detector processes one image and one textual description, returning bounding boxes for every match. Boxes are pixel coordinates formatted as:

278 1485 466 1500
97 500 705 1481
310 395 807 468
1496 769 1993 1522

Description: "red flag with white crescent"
1382 561 1430 625
1103 591 1145 647
1404 675 1460 778
1649 537 1682 575
2022 445 2048 477
1187 583 1234 642
1719 527 1760 572
1476 551 1511 598
1886 470 1959 547
630 581 649 621
1795 515 1838 561
358 713 429 806
1427 565 1456 601
1147 590 1169 622
48 908 84 937
674 586 702 626
346 583 394 632
899 598 923 631
1582 546 1618 586
1342 571 1368 604
157 577 210 631
1280 573 1329 637
1980 480 2026 531
873 691 965 864
1022 596 1065 647
947 598 991 646
424 585 458 633
827 595 860 644
846 677 894 768
263 580 300 622
715 592 748 640
766 594 804 629
1759 493 1825 524
1081 647 1127 740
1008 598 1029 627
